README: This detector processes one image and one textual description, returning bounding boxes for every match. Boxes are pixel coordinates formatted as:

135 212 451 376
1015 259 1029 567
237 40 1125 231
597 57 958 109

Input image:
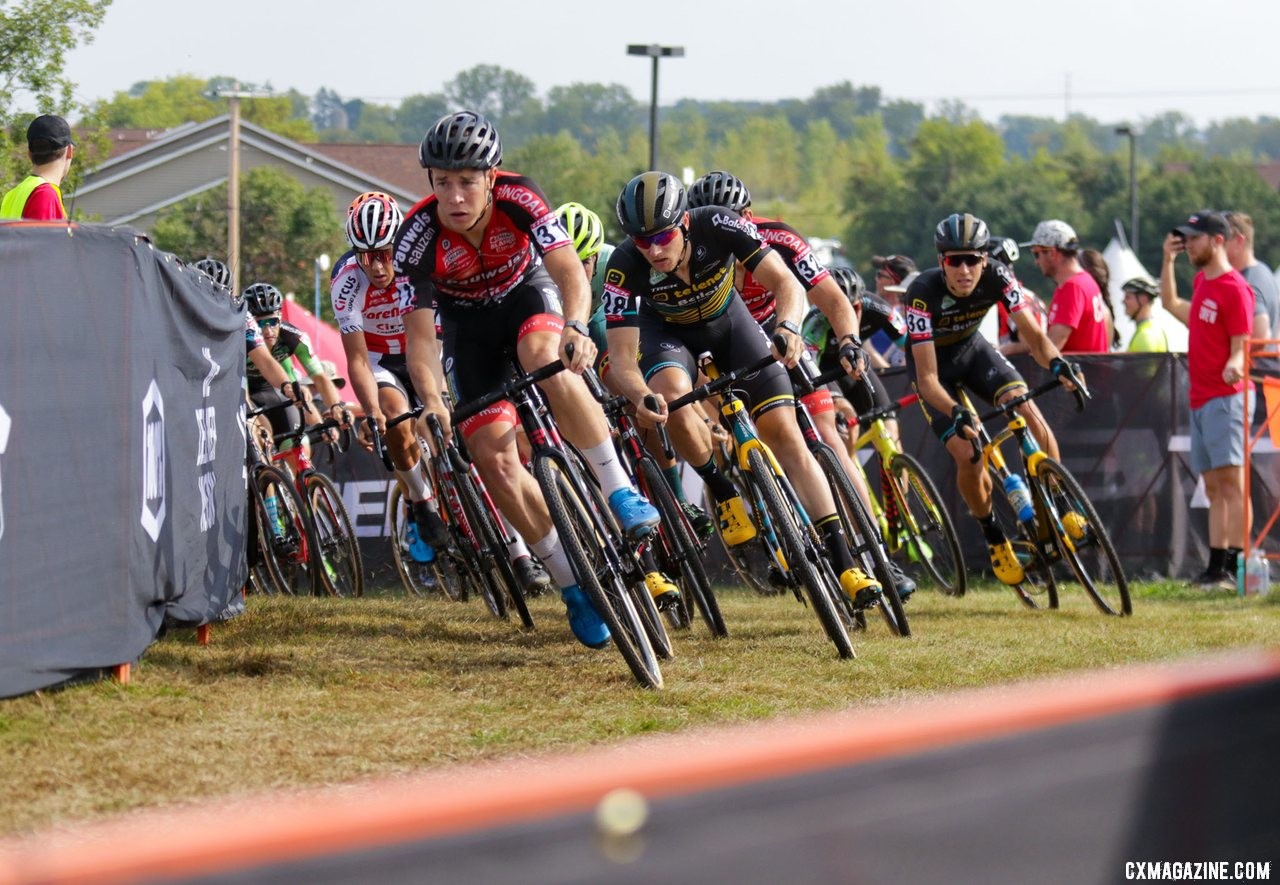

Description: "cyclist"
687 171 913 602
605 170 882 610
196 257 297 401
333 191 465 568
905 212 1076 585
397 111 659 649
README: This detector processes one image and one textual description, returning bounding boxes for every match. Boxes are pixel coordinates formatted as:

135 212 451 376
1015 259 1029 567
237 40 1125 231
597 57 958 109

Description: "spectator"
0 115 74 221
1160 210 1255 588
1022 220 1110 353
1120 277 1170 352
1223 212 1279 429
1079 248 1121 350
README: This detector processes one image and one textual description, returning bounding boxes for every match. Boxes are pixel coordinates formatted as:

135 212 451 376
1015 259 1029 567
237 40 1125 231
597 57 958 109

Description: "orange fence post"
197 624 211 647
1244 337 1280 565
111 663 131 685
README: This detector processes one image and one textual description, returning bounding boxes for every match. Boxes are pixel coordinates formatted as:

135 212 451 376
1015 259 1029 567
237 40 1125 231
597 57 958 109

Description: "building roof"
306 142 425 201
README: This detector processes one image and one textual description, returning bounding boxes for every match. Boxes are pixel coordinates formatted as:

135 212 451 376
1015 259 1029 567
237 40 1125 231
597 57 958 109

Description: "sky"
58 0 1280 129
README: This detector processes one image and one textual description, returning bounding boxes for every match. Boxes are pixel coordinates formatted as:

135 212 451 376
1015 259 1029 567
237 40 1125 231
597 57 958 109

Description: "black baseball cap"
1171 210 1229 239
26 114 73 150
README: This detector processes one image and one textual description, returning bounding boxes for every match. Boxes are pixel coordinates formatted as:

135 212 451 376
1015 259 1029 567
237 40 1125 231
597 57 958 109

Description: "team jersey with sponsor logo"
245 321 323 388
603 206 771 328
738 217 829 324
329 250 414 354
904 263 1029 349
393 171 570 310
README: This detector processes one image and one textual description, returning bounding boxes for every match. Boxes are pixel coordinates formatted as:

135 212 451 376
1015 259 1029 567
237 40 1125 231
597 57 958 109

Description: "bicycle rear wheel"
811 445 909 638
638 456 726 638
535 455 663 689
991 487 1058 610
1034 459 1132 616
887 452 967 597
746 448 854 659
305 472 364 598
250 464 314 596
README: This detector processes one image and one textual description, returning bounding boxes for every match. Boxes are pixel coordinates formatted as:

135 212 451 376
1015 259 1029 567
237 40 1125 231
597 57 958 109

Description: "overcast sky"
60 0 1280 130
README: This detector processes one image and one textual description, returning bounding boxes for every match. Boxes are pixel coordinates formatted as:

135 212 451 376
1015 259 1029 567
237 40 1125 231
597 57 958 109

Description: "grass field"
1 580 1276 835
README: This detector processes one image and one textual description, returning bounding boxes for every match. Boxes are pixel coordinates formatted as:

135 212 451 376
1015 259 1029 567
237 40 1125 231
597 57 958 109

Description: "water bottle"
1244 550 1271 597
1003 474 1035 523
264 492 284 538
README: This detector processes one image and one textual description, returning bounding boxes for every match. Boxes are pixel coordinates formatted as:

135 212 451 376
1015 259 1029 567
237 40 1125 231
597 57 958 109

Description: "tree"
149 167 345 312
396 93 450 142
444 64 541 144
1 0 110 188
93 75 316 140
544 82 639 149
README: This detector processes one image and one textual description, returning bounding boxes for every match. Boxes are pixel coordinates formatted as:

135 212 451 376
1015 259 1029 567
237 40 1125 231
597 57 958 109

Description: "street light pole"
1115 125 1138 256
627 44 685 170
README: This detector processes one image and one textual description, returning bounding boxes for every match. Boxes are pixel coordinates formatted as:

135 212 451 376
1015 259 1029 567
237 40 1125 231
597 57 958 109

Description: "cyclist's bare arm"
1159 233 1192 326
806 274 864 376
404 307 451 445
249 344 290 391
605 325 665 426
340 330 382 425
909 339 961 418
544 245 596 372
750 250 807 366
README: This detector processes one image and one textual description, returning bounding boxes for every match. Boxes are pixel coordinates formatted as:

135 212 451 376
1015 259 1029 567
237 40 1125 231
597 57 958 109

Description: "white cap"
883 270 919 295
1020 219 1079 251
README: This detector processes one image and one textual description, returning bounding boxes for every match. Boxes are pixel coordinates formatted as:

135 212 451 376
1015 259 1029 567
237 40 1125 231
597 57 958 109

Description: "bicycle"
452 354 666 688
581 368 727 638
814 365 968 598
960 368 1131 615
374 407 534 629
245 401 317 597
667 350 856 659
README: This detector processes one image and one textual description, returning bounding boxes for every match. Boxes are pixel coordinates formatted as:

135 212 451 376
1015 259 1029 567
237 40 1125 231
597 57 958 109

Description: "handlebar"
451 358 566 425
665 351 778 414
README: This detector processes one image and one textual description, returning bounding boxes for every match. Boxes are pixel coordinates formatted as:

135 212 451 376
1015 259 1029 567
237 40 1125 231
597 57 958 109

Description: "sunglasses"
632 227 680 249
257 316 281 328
942 253 985 268
356 248 394 267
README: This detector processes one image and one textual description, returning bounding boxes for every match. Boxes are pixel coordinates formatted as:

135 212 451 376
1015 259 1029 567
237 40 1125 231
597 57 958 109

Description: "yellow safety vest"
0 175 64 220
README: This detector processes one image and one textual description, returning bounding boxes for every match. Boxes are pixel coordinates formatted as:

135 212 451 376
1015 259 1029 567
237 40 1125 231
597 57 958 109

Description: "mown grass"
1 580 1276 835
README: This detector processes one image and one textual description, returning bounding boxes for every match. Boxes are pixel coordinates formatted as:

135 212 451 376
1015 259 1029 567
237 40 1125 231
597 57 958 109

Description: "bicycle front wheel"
305 472 364 598
250 464 314 596
534 455 663 689
388 482 456 599
1034 459 1132 616
746 448 854 659
888 452 968 598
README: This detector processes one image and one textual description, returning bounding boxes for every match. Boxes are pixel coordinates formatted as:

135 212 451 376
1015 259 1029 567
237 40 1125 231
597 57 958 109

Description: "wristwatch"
564 319 590 337
777 320 801 335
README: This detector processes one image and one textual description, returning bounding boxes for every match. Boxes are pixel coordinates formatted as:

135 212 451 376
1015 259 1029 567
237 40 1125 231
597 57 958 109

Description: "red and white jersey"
330 251 415 355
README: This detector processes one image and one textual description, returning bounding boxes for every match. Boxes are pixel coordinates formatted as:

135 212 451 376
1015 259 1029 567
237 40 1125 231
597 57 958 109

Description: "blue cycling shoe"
561 585 611 649
607 487 660 541
405 522 436 564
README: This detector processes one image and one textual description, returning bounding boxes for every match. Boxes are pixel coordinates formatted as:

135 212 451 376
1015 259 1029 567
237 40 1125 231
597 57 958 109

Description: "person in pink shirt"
1023 219 1110 353
1159 210 1255 588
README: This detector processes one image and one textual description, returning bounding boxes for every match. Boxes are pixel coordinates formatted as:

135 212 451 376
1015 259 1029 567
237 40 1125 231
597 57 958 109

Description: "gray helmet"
243 282 283 316
193 257 231 289
687 170 751 212
616 171 687 237
987 236 1020 265
828 266 866 303
418 110 502 170
934 212 990 253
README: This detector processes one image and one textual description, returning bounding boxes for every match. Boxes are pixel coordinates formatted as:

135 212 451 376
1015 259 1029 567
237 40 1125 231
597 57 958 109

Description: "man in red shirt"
1159 210 1255 588
1023 219 1109 353
0 114 73 220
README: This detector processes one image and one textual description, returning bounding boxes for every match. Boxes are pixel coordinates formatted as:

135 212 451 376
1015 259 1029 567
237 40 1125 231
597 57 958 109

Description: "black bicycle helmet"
418 110 502 170
986 236 1019 265
193 257 231 289
934 212 990 253
616 171 687 237
687 170 751 212
243 282 283 316
828 266 866 303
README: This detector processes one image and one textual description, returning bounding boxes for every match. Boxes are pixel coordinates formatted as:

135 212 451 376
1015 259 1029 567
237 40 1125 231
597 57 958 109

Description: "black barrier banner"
0 224 247 698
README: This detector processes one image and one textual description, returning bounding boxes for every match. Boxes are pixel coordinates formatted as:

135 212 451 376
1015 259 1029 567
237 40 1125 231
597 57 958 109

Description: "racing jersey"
393 170 571 310
587 242 615 345
329 250 414 354
904 263 1029 349
738 217 828 324
802 293 906 362
604 207 771 328
245 321 323 388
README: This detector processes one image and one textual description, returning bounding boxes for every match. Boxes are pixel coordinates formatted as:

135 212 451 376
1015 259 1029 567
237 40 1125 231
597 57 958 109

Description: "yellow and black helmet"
616 171 687 237
934 212 990 253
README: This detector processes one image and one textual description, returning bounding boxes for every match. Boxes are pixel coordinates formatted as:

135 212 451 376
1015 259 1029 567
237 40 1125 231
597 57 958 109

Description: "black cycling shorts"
908 334 1025 440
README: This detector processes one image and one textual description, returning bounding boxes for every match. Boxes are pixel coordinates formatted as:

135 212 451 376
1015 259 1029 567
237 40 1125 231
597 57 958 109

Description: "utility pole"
215 84 268 296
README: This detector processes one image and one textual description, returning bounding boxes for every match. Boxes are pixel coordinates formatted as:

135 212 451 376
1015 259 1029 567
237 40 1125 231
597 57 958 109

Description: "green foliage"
148 167 346 308
0 0 110 188
92 75 317 141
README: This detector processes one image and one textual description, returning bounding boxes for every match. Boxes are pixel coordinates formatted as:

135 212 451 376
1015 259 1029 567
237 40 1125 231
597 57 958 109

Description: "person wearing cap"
1120 278 1169 353
1023 220 1109 354
1223 211 1279 427
1160 210 1255 588
1 114 74 221
870 254 916 365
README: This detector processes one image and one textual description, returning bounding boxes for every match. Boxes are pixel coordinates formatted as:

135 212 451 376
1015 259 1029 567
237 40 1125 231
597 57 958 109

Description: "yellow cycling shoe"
644 571 681 611
716 496 757 546
1061 511 1088 541
989 540 1026 585
840 567 882 610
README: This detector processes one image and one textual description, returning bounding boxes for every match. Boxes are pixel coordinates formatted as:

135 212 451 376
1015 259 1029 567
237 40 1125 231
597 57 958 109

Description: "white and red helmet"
345 191 403 250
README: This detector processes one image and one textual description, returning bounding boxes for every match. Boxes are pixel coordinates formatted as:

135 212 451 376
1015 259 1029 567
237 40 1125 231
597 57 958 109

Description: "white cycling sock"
528 528 576 589
396 467 431 502
499 512 532 560
580 439 630 498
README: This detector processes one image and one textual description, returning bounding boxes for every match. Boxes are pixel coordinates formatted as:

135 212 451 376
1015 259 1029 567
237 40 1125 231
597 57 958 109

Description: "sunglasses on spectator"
356 248 394 267
942 253 985 268
257 316 281 328
632 227 680 249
